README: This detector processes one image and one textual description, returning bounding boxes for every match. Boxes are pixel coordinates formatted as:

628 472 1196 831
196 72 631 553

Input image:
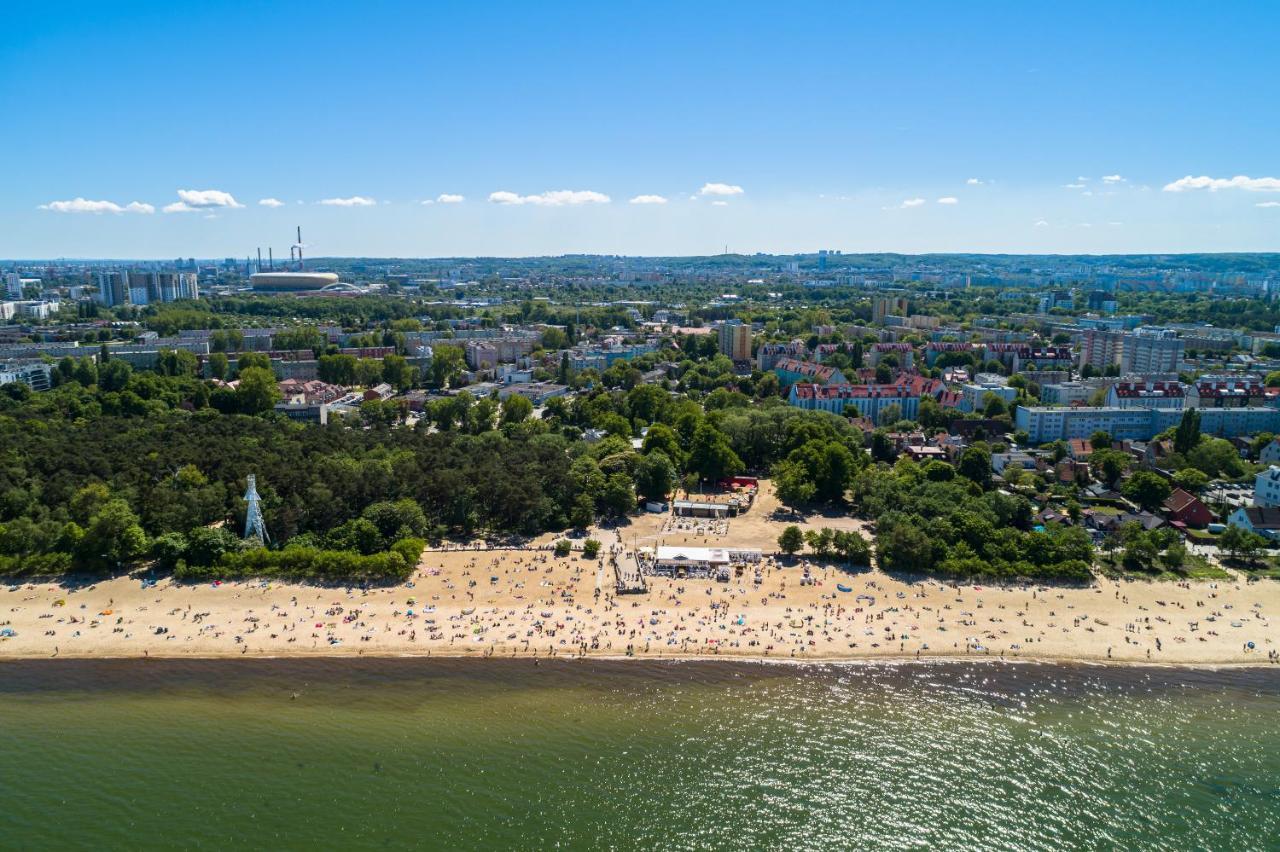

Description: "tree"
641 422 685 468
1172 468 1209 492
1174 408 1201 456
318 353 357 385
76 499 148 571
1219 524 1246 560
236 367 282 415
832 529 871 565
982 393 1007 418
1089 430 1112 450
381 355 416 390
804 527 835 558
772 459 817 509
1121 531 1159 571
429 345 464 388
869 430 895 463
207 351 229 381
1122 470 1172 511
957 444 993 490
1187 438 1245 479
633 451 676 501
1162 540 1188 571
582 539 601 559
500 393 534 425
777 525 804 556
687 422 744 483
599 472 636 516
877 403 902 427
1090 448 1130 488
876 517 935 572
98 359 132 392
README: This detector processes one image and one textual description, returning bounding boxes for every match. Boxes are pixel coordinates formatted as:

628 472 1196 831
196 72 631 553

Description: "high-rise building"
717 320 752 362
1079 327 1183 374
94 271 129 307
1120 327 1184 374
94 269 198 307
4 272 22 300
872 295 909 324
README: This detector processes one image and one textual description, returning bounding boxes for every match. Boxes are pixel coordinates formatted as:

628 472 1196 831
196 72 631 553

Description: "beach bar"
650 545 763 580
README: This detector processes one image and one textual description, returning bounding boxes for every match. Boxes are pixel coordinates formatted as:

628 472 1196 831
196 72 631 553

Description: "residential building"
925 341 976 367
1164 488 1214 528
872 295 908 324
773 358 846 387
717 320 752 362
788 375 956 421
1015 404 1280 444
1105 380 1186 410
1079 327 1184 374
0 361 53 391
957 374 1018 413
1260 438 1280 465
866 342 914 369
1040 381 1097 406
1012 346 1074 373
1227 506 1280 541
756 340 806 371
1255 466 1280 508
497 382 570 406
1189 375 1270 408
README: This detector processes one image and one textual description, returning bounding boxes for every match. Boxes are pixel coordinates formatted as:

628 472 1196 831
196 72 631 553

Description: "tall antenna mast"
243 474 268 546
296 226 304 270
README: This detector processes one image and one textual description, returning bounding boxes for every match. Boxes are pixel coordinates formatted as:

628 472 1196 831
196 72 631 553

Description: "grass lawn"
1095 552 1231 582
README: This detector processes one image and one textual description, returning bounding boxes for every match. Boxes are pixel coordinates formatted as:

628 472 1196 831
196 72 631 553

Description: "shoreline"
3 647 1278 670
4 505 1277 669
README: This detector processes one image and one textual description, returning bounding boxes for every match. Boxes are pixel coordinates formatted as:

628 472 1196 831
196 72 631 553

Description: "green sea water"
1 659 1278 850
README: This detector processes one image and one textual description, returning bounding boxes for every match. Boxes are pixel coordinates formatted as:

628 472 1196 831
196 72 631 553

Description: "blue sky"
2 0 1278 258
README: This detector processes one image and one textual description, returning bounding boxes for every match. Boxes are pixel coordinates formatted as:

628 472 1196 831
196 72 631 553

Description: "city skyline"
3 0 1278 258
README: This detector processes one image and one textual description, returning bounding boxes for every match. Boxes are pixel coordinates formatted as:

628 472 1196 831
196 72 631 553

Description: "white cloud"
966 178 983 185
1033 219 1048 227
1102 174 1125 183
900 198 925 208
1063 183 1086 189
436 193 465 204
488 189 610 206
1077 176 1090 182
711 200 729 207
698 182 744 197
258 198 285 208
175 188 242 209
39 197 153 214
1257 201 1280 208
318 196 378 206
629 194 668 205
1163 175 1280 193
1108 221 1124 226
1078 222 1093 228
936 196 958 205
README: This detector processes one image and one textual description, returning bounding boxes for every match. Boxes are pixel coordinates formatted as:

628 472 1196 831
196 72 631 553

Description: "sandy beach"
2 483 1277 666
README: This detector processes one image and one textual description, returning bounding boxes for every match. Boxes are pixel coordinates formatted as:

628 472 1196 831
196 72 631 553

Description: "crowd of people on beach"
3 545 1276 666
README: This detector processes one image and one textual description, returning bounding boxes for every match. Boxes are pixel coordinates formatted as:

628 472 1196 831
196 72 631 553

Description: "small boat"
837 584 852 593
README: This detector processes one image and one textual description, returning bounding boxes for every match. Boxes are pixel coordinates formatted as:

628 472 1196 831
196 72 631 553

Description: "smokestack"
268 247 273 271
296 226 303 270
257 247 262 273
